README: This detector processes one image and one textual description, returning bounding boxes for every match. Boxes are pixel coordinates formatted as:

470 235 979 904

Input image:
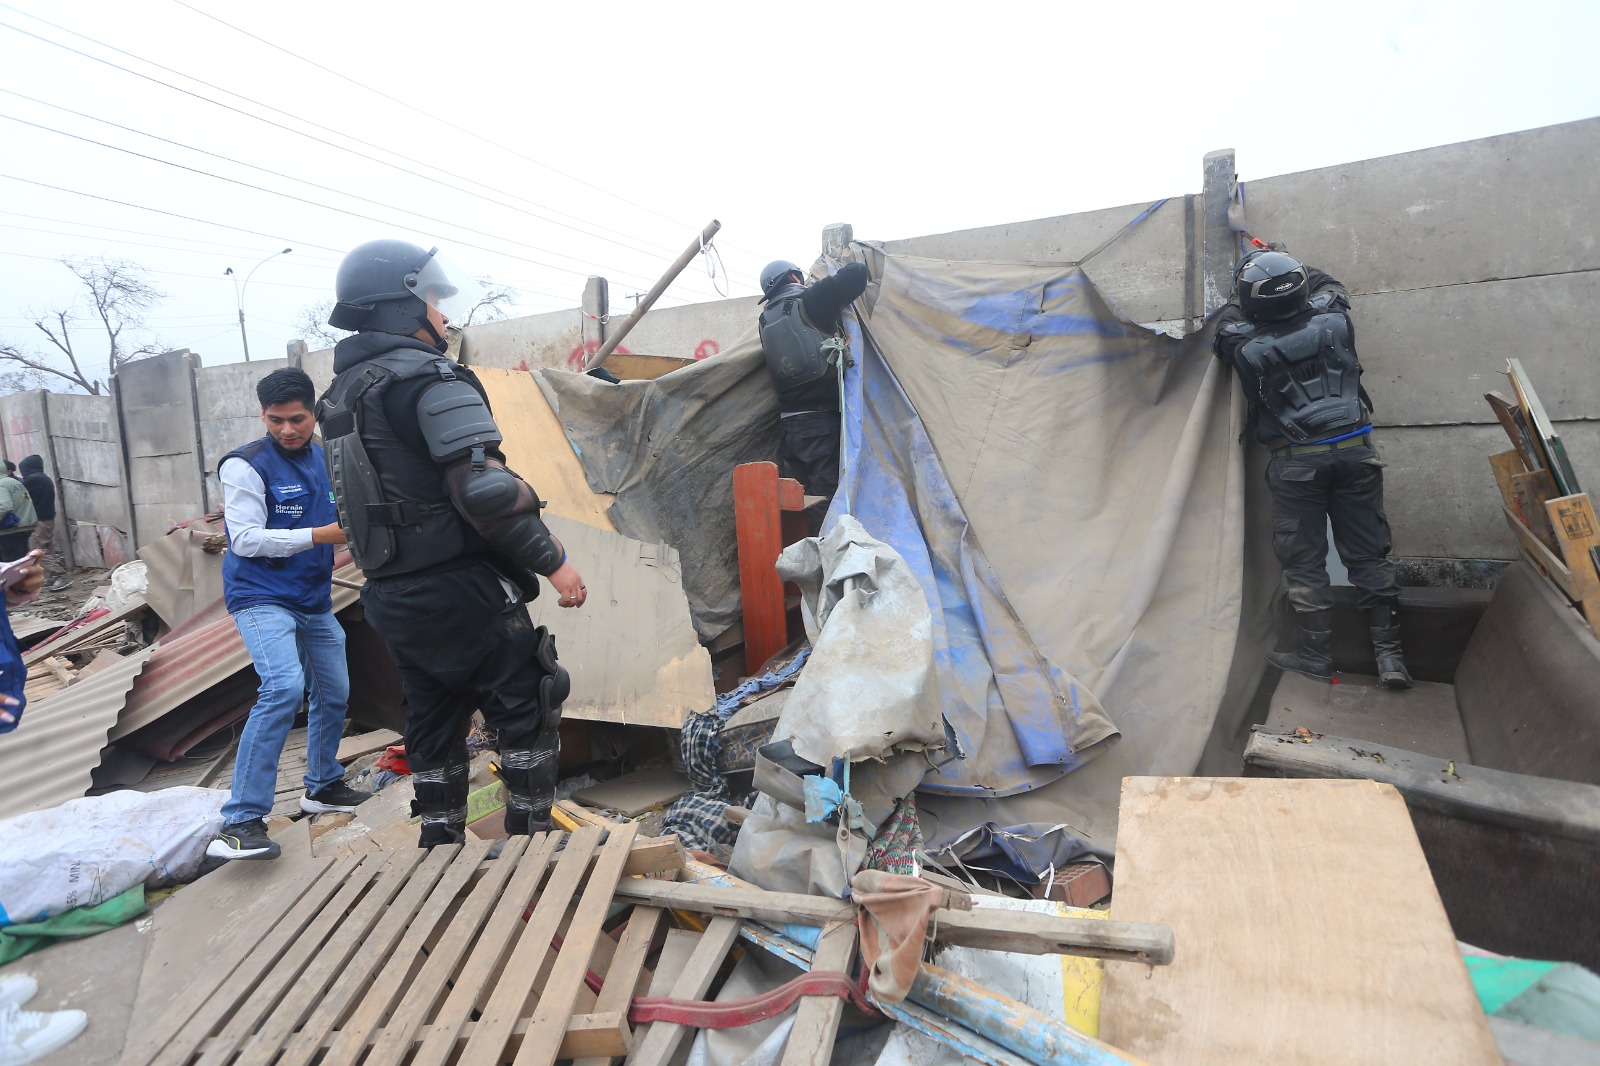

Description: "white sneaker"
0 977 34 1010
0 1004 87 1065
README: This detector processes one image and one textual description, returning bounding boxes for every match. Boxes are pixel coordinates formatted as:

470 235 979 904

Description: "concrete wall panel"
1352 271 1600 427
459 308 582 371
197 359 287 512
1238 117 1600 295
1370 421 1600 560
44 392 128 568
118 351 205 548
882 198 1191 325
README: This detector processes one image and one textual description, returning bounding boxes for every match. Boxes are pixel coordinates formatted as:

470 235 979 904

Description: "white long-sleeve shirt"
220 456 315 558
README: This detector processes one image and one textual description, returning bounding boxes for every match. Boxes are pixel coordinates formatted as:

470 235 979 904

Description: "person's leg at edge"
1264 456 1337 682
296 609 370 810
210 605 305 859
474 610 562 836
1329 448 1411 689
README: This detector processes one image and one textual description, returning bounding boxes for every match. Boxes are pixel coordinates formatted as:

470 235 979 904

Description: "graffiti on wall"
565 340 633 372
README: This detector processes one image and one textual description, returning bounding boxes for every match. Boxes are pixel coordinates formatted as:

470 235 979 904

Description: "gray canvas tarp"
540 248 1266 852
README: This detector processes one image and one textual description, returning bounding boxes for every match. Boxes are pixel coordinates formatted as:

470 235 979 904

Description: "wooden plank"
446 828 603 1066
472 365 617 531
1507 358 1582 495
366 834 554 1065
235 846 440 1066
568 904 665 1066
734 461 788 676
1546 493 1600 636
1512 469 1562 552
1484 390 1542 473
1100 777 1500 1065
335 728 402 762
122 857 345 1066
612 877 1174 964
778 920 858 1066
627 916 744 1066
1503 504 1579 600
526 515 714 729
515 823 640 1066
1487 449 1525 512
142 856 363 1066
280 842 483 1066
572 766 690 817
195 855 394 1065
320 839 510 1066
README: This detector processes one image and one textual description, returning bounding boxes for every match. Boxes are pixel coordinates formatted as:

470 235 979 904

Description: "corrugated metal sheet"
111 564 362 741
0 647 153 821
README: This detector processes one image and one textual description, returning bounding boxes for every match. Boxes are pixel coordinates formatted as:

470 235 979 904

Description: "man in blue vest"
207 368 370 861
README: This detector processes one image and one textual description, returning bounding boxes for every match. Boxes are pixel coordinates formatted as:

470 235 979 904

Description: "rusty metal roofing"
111 562 362 742
0 646 153 822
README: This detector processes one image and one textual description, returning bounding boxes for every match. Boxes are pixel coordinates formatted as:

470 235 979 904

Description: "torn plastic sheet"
774 515 943 766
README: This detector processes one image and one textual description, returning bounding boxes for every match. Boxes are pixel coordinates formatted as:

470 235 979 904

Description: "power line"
0 96 678 291
1 111 667 289
0 249 329 291
0 6 754 294
0 172 343 252
167 0 769 268
0 209 346 263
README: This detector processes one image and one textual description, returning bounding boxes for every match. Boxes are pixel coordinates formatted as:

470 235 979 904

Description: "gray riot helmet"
328 239 481 350
1234 249 1310 322
758 260 804 303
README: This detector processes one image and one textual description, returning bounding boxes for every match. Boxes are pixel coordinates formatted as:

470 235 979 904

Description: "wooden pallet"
123 825 656 1066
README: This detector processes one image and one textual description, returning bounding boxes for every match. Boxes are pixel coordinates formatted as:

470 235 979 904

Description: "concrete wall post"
285 339 308 370
1200 149 1237 316
581 276 609 360
822 223 854 262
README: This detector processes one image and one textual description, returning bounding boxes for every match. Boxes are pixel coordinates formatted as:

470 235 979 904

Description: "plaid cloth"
662 711 749 857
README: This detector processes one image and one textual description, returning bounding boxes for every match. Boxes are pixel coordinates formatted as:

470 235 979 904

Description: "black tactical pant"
361 560 561 842
779 411 841 534
1266 443 1400 614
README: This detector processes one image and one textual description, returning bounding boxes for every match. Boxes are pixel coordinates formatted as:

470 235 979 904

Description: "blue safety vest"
221 436 337 615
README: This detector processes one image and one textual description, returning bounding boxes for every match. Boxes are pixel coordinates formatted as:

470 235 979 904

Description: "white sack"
0 786 226 926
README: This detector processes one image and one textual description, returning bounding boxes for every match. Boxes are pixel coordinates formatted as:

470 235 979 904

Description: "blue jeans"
221 605 350 825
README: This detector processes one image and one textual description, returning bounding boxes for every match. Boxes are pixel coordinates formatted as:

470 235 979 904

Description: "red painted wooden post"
734 462 788 676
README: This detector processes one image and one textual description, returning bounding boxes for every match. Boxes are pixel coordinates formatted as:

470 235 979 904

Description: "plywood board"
1101 777 1499 1065
472 366 615 532
571 766 690 816
528 516 714 729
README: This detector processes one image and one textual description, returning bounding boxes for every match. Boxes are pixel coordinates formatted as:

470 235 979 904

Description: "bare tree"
461 278 517 327
294 299 349 349
0 258 166 395
0 367 50 396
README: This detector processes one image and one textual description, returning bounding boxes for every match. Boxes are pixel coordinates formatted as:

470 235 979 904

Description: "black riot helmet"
328 239 480 350
1234 249 1310 322
758 260 804 303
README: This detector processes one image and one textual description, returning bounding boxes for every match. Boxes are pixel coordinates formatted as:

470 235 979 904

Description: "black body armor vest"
758 295 836 403
1230 310 1368 445
316 349 485 577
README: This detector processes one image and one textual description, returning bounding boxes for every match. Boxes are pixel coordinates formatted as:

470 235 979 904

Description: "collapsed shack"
0 243 1595 1063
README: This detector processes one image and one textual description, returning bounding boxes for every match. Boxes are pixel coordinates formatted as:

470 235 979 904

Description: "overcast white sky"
1 0 1597 383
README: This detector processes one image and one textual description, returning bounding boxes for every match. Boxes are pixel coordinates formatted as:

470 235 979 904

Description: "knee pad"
532 627 570 726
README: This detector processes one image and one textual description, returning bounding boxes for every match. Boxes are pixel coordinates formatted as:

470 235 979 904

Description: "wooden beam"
778 921 858 1066
1512 469 1562 552
611 878 1175 964
627 917 744 1066
734 461 788 675
1545 493 1600 637
1487 450 1524 512
1502 504 1579 600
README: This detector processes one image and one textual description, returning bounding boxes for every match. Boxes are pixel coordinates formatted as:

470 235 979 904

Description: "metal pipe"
585 220 720 372
908 963 1146 1066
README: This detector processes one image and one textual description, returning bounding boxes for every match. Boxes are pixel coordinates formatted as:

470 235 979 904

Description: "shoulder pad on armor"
416 377 502 464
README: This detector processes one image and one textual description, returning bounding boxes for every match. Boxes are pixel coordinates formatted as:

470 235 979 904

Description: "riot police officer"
1214 249 1412 689
756 258 869 531
317 239 590 846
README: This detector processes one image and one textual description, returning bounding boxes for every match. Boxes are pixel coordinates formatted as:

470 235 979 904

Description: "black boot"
1368 605 1413 690
1266 608 1335 682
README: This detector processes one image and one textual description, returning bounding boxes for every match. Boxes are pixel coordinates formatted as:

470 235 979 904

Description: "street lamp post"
225 247 292 362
